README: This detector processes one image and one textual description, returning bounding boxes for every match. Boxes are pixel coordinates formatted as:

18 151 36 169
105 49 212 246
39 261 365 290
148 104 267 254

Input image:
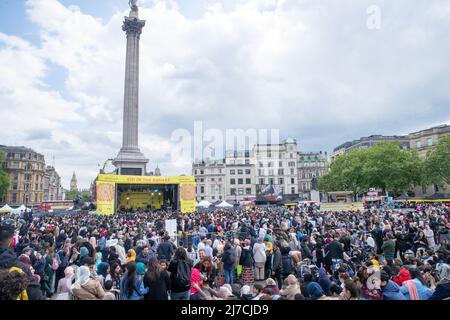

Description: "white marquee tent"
11 204 31 214
197 200 212 208
215 201 233 208
0 204 14 213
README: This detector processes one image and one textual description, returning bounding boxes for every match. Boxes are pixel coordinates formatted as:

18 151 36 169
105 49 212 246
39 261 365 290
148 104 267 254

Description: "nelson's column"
113 0 149 176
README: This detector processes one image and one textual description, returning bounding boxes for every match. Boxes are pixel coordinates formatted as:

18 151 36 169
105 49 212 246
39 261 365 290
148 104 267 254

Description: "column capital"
122 16 146 37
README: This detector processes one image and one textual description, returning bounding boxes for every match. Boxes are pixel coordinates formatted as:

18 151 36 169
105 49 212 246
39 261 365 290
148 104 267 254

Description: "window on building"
245 169 251 174
194 170 197 174
201 196 204 200
200 186 204 193
238 179 243 184
35 183 38 190
230 179 236 185
200 178 204 182
219 195 222 200
428 138 433 147
416 141 421 148
211 177 215 181
269 178 274 185
267 152 272 158
278 169 284 175
238 169 243 175
13 173 18 181
279 161 282 167
230 170 236 175
290 153 293 159
246 188 251 195
219 169 222 174
246 178 251 184
302 183 307 191
212 196 215 200
291 178 295 184
218 178 222 182
12 193 17 203
230 188 236 195
291 187 295 194
200 170 204 174
13 183 17 190
245 151 250 157
279 178 284 184
245 159 250 165
290 169 295 175
259 178 264 185
259 162 263 167
238 188 244 195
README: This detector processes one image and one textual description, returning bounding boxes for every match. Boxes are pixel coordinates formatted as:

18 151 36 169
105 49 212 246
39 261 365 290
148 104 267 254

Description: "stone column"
121 11 145 152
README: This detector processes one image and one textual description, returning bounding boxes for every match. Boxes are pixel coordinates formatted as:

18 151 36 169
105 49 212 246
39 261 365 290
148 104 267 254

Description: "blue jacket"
428 282 450 300
119 276 149 300
400 279 433 300
382 281 407 300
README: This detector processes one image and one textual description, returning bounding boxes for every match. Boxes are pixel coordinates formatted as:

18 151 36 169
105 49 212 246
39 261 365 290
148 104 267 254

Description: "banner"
165 219 177 237
97 174 195 185
96 181 115 215
180 183 196 213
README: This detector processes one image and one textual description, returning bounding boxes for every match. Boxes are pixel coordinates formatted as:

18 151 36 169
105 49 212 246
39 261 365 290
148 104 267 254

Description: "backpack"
173 260 190 288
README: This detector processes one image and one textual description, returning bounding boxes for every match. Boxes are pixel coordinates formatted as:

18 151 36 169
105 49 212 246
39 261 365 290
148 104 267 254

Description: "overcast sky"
1 0 449 189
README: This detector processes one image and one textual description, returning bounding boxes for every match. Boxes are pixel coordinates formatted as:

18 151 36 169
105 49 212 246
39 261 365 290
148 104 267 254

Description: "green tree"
64 190 79 200
318 142 423 198
364 142 423 196
423 135 450 187
0 150 10 199
81 191 91 202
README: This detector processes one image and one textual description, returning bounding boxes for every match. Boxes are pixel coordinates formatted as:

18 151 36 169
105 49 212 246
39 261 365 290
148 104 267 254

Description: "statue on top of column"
129 0 138 11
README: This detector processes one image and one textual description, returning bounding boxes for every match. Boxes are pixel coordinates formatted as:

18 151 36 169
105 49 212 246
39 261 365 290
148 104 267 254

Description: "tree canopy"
318 142 423 196
423 135 450 187
0 150 10 199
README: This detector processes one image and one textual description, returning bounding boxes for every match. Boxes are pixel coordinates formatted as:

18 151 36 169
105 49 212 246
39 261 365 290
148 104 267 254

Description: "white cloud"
0 0 449 189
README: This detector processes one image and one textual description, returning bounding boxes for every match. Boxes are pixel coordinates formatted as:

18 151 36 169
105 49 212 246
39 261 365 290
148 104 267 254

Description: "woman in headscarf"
143 257 170 300
96 262 109 287
280 274 301 300
56 266 74 295
307 282 329 300
239 239 254 286
127 249 137 263
318 267 332 296
428 263 450 300
95 252 103 269
71 266 105 300
119 262 148 300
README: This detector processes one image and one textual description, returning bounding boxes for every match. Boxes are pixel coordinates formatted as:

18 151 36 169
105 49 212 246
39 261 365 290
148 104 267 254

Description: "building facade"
0 145 46 207
192 159 226 202
298 151 330 200
409 124 450 197
253 137 299 201
331 135 410 161
225 150 255 203
44 166 64 201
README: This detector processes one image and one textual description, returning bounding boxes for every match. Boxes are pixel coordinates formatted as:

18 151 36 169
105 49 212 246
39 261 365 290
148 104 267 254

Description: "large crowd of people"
0 202 449 300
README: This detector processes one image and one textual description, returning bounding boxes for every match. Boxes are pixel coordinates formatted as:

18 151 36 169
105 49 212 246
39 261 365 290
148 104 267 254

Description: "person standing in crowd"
168 247 192 300
221 241 236 285
253 237 267 281
239 239 254 286
144 257 170 300
119 261 148 300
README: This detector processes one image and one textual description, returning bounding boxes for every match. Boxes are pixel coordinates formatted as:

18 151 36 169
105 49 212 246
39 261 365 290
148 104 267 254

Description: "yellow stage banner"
96 181 116 215
97 174 195 185
180 183 196 213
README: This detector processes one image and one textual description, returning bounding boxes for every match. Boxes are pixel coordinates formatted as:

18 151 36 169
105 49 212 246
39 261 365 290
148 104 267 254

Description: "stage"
95 174 196 214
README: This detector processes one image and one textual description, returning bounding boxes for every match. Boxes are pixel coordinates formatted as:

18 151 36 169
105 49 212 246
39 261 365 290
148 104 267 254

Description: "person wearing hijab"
307 282 329 300
280 274 301 300
56 266 74 295
318 267 332 296
127 249 137 263
95 252 103 269
428 263 450 300
71 266 105 300
96 262 109 287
